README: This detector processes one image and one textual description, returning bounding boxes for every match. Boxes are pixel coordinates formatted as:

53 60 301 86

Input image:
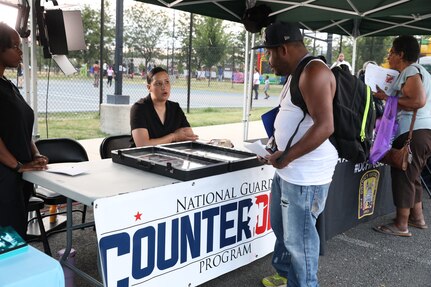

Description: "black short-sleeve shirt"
130 94 190 146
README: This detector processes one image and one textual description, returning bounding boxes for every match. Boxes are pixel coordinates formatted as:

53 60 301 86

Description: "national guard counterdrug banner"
94 166 276 287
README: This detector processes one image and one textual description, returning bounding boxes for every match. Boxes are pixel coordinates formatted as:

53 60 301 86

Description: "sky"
0 4 18 27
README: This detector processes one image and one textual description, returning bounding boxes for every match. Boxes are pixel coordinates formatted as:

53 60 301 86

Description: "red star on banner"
134 211 142 221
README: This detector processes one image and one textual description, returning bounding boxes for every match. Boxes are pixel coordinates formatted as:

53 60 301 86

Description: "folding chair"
34 138 89 235
27 196 51 256
99 134 131 159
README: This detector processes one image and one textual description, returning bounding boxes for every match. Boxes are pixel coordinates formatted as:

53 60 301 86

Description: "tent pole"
352 37 357 74
186 13 193 113
243 33 256 141
99 0 104 109
30 0 39 137
22 39 30 103
242 31 250 141
114 0 124 95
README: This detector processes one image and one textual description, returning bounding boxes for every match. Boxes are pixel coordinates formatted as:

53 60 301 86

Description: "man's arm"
269 61 336 169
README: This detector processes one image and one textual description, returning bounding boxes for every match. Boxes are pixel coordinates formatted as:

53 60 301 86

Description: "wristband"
13 161 23 172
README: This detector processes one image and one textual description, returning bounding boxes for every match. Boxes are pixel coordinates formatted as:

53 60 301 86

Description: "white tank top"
274 59 338 185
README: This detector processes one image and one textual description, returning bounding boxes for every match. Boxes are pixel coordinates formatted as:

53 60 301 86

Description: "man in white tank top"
253 22 338 287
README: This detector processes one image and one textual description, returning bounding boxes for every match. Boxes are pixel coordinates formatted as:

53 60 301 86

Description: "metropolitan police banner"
317 160 394 243
94 166 276 287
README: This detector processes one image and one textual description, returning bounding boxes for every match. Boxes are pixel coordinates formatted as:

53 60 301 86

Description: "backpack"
289 56 376 163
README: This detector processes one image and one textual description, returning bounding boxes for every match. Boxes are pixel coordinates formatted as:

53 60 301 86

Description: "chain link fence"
4 41 401 139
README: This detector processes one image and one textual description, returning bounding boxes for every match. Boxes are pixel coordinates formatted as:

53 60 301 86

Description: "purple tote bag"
369 96 399 164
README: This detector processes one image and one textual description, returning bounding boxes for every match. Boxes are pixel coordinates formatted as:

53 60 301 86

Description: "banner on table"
94 166 276 287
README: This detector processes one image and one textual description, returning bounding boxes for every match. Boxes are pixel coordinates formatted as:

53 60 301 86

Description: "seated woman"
130 66 198 147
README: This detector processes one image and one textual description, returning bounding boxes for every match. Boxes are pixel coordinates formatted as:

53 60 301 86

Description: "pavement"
29 121 431 287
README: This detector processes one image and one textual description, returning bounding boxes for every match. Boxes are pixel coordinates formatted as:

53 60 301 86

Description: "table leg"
58 198 103 287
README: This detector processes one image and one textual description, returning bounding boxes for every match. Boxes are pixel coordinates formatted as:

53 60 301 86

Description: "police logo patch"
358 170 380 219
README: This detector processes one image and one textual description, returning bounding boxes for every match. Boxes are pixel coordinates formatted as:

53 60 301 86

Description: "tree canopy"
193 16 229 84
124 3 169 70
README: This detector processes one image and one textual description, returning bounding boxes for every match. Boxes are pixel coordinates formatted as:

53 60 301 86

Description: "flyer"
364 64 399 96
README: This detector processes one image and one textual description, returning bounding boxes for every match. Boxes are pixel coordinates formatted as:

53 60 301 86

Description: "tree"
226 27 247 73
176 12 197 75
124 3 169 71
193 16 228 86
303 33 325 57
355 36 393 71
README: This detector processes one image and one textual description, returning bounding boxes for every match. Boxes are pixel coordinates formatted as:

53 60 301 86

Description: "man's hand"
257 155 270 165
267 150 290 169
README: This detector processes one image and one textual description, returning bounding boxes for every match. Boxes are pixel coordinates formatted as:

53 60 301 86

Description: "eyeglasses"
152 80 170 87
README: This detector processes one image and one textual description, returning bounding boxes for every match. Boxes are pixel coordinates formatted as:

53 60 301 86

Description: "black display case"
160 141 261 171
111 142 261 181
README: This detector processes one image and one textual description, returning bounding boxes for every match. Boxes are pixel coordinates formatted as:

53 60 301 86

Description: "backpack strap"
276 111 307 164
290 56 318 113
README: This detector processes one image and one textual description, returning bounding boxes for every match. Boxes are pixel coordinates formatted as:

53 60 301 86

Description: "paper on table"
364 64 399 95
243 140 270 158
46 163 88 176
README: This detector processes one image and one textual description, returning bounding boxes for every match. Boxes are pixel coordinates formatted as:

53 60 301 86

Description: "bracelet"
13 161 23 172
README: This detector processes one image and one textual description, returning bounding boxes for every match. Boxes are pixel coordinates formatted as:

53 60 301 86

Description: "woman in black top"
0 23 48 239
130 67 198 147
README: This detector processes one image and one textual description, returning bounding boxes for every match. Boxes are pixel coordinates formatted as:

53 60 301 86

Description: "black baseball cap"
252 22 303 49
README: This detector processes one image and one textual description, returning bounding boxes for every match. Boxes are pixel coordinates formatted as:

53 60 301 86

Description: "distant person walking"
264 75 270 99
253 67 260 100
93 60 100 87
102 62 107 77
107 66 114 87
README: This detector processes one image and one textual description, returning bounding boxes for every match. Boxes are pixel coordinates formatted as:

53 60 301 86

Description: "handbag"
380 110 416 171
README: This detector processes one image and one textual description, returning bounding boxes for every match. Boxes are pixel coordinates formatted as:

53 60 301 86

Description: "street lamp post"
114 0 123 96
